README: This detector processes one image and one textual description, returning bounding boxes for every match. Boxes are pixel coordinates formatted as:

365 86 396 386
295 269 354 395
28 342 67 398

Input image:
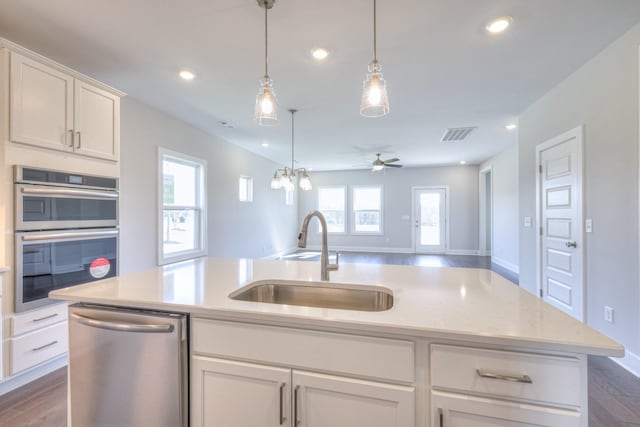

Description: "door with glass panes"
414 188 447 253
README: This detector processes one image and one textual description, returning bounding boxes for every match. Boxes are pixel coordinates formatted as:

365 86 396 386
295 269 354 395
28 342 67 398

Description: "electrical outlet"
604 306 614 323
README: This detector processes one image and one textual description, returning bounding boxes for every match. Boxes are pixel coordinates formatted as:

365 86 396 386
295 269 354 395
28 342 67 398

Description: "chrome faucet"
298 210 339 281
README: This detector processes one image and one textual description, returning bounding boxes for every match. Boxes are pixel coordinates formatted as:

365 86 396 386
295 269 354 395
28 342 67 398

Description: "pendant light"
254 0 278 126
360 0 390 117
270 109 312 191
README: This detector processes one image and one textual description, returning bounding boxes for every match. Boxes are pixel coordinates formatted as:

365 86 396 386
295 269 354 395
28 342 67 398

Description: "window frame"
157 147 207 266
317 185 347 234
350 185 384 235
239 175 253 202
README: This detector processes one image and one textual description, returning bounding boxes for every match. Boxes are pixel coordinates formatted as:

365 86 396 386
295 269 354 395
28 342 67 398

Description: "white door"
537 127 584 321
191 356 291 427
10 52 74 151
432 391 581 426
414 188 447 253
74 79 120 161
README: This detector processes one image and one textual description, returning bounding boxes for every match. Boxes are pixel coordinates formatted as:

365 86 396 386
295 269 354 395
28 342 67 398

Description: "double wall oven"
15 166 119 312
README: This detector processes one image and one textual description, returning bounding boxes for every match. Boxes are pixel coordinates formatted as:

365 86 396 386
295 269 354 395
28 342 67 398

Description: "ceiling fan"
372 153 403 171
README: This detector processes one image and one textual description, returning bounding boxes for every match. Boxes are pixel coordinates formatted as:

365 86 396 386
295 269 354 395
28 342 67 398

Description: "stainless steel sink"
229 280 394 312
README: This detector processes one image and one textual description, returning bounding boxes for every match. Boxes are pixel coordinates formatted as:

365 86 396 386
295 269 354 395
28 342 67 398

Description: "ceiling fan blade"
385 164 403 168
383 158 400 164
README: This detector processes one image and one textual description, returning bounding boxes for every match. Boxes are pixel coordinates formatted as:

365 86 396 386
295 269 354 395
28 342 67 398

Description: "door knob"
566 241 577 248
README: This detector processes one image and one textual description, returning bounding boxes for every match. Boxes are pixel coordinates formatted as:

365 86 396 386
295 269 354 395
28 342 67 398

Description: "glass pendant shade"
270 172 282 189
254 77 278 126
360 60 389 117
299 172 312 191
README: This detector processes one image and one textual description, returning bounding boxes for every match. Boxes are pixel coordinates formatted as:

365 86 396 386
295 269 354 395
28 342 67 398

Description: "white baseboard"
445 249 480 256
492 257 520 275
0 355 67 396
612 349 640 378
306 245 415 254
264 245 299 259
303 246 480 256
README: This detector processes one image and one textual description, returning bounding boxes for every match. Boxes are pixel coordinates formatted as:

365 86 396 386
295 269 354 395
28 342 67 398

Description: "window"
352 186 383 234
318 186 346 233
239 176 253 202
158 148 207 265
285 187 294 206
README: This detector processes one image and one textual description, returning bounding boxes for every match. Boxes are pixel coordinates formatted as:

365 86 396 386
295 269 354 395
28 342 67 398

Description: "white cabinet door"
191 356 291 427
432 391 581 427
74 79 120 161
10 52 74 151
293 370 415 427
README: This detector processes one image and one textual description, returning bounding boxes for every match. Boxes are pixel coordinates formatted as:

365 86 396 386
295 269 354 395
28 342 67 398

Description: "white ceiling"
1 0 639 170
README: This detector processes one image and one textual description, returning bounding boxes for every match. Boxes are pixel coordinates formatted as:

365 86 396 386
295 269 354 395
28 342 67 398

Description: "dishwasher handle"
71 312 174 333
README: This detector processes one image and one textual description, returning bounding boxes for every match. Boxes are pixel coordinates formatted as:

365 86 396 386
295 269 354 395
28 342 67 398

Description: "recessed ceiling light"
179 70 195 80
311 48 329 60
459 160 467 165
261 143 269 148
505 124 518 130
486 16 513 34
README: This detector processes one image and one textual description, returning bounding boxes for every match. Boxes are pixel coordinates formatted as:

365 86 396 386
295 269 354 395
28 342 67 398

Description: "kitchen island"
51 257 622 427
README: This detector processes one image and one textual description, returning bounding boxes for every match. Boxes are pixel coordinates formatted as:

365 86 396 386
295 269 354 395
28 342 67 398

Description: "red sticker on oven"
89 257 111 279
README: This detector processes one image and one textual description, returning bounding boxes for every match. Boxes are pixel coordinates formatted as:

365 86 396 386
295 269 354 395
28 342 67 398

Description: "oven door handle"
21 230 119 242
21 187 118 199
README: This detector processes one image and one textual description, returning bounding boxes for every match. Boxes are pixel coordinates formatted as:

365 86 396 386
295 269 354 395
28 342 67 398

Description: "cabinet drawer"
11 321 68 375
12 303 68 336
431 344 583 407
432 390 581 427
192 318 415 383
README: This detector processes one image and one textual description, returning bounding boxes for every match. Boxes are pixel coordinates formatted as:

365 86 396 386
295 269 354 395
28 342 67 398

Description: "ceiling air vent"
441 127 477 142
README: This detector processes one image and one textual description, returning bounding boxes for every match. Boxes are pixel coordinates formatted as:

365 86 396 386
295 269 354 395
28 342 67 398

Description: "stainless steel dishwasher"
68 304 188 427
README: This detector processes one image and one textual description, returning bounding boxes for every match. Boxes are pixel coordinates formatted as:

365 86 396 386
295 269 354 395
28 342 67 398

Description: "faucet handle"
328 251 340 271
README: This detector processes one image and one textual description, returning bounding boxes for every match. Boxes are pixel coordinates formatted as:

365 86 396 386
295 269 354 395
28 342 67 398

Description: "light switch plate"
524 216 532 228
586 219 593 233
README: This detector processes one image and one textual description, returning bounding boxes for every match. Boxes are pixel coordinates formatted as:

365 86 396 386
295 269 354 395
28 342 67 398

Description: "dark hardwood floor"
0 253 637 426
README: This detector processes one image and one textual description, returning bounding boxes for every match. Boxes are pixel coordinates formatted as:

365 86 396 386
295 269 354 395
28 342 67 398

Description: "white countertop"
50 257 623 356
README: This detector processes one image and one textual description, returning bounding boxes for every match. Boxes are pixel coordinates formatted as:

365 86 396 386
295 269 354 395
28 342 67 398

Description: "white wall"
119 98 298 274
518 23 640 373
298 166 479 253
480 144 519 273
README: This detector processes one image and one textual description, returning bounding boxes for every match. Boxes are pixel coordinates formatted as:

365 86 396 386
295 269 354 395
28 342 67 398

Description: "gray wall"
298 166 479 253
481 144 519 272
519 23 640 369
119 98 298 274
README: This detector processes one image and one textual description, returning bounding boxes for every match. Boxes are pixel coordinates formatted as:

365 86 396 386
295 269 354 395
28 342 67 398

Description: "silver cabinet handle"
71 313 174 333
76 131 81 149
279 383 286 425
438 408 444 427
21 186 118 199
566 241 577 248
476 369 532 384
21 229 119 242
294 385 300 426
68 129 74 147
32 340 58 351
32 313 59 322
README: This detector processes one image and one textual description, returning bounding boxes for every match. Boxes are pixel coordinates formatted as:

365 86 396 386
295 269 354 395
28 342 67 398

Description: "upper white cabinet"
7 47 123 161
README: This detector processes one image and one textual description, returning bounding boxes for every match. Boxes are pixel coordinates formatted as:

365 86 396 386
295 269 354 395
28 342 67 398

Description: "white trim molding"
492 257 520 275
0 355 67 397
305 246 479 255
446 249 480 256
612 349 640 378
